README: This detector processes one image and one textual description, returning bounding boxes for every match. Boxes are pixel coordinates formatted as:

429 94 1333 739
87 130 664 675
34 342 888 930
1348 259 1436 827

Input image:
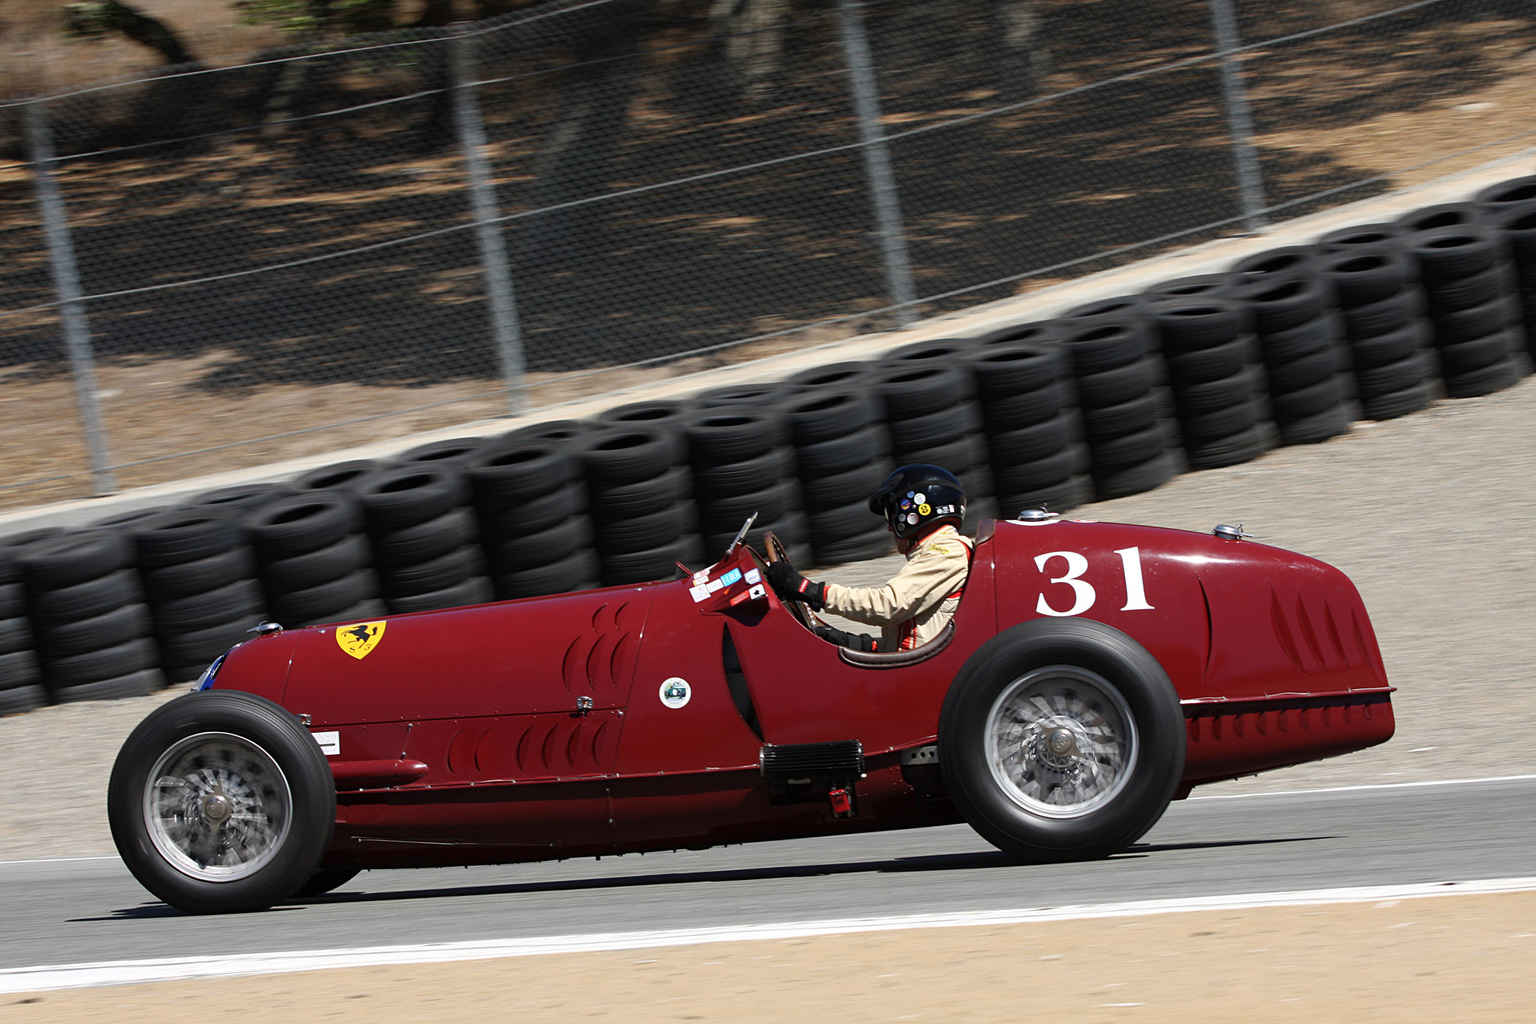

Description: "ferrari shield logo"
336 621 386 660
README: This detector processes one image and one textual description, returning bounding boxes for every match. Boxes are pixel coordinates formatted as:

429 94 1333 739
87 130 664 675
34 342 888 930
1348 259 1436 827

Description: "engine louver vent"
759 740 865 781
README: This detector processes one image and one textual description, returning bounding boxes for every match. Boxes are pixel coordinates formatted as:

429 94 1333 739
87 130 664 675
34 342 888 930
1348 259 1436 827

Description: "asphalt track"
2 776 1531 980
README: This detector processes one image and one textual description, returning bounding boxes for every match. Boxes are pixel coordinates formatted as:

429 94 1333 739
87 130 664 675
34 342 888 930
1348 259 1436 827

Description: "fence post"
836 0 917 326
25 100 117 495
451 32 527 415
1209 0 1267 232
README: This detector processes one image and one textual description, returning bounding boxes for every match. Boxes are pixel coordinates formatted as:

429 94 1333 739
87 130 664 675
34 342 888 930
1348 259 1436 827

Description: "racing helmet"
868 464 966 540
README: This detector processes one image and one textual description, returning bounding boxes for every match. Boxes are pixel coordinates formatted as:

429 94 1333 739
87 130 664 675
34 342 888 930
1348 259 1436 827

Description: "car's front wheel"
939 618 1185 862
108 691 336 914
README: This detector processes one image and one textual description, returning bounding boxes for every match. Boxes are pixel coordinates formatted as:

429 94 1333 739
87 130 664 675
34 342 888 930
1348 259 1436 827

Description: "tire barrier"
119 508 264 685
683 407 809 564
1405 224 1526 398
873 361 998 532
354 466 491 614
780 388 895 565
1149 298 1278 468
581 425 703 585
1314 245 1437 420
1233 275 1354 445
467 441 598 600
967 339 1091 515
14 530 161 702
1060 317 1180 499
1483 201 1536 363
0 546 46 715
9 175 1536 716
245 491 383 627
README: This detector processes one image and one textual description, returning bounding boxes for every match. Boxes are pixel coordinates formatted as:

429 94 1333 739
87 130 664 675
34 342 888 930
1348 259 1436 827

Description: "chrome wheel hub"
985 666 1138 818
144 732 292 882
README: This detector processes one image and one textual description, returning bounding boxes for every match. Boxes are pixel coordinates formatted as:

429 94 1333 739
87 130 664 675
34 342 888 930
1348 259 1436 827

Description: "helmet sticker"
659 677 692 709
913 492 925 504
918 503 931 516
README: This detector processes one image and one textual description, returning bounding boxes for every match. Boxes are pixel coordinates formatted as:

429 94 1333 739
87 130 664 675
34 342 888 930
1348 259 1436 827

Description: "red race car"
109 513 1394 913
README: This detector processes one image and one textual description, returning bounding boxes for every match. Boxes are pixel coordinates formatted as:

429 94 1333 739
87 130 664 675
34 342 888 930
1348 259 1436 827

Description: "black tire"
157 619 253 668
1060 296 1147 322
974 321 1070 348
131 510 242 569
1265 344 1345 394
0 648 41 687
1432 294 1520 345
269 568 376 625
696 382 794 409
581 428 686 489
587 465 692 521
1278 401 1353 445
877 363 974 417
1243 277 1331 335
494 549 601 600
796 424 891 476
379 545 481 599
996 474 1094 517
0 616 33 656
34 602 150 657
594 499 695 553
1272 375 1346 420
466 443 579 504
1230 244 1319 281
295 460 379 492
1186 422 1276 469
807 499 883 542
1148 298 1247 351
1437 330 1515 376
1409 226 1501 283
1081 392 1160 442
987 413 1078 464
1444 356 1522 399
1176 399 1260 446
1090 424 1168 471
108 690 336 914
1355 350 1431 398
683 409 790 465
1349 320 1429 369
0 683 47 715
151 580 264 634
1475 174 1536 209
809 527 894 566
798 458 893 508
981 380 1073 431
17 530 131 590
1396 202 1485 234
1142 273 1239 301
967 343 1067 396
385 575 492 614
44 636 157 686
486 516 591 572
191 485 297 515
1093 450 1181 499
787 361 879 390
599 535 705 586
693 447 797 499
370 507 478 568
1061 318 1151 374
28 569 138 625
141 546 257 603
395 437 489 467
357 467 467 534
1342 288 1421 338
994 445 1078 493
1075 359 1156 408
257 535 369 594
886 338 979 364
1174 365 1263 415
1317 250 1412 306
888 402 983 450
781 389 882 445
244 493 360 561
477 479 586 535
497 420 593 447
939 618 1184 862
1424 264 1514 314
1162 336 1256 384
49 667 162 703
1361 381 1436 421
596 400 695 430
700 480 799 531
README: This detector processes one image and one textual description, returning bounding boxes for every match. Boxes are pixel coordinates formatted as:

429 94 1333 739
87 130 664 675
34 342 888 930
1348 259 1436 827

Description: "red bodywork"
211 519 1394 869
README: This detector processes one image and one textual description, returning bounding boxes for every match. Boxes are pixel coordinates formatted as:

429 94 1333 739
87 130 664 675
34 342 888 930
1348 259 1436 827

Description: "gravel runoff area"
2 375 1534 862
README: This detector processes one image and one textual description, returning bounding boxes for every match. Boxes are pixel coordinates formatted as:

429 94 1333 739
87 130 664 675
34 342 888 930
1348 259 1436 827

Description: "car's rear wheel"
939 619 1184 861
108 691 336 914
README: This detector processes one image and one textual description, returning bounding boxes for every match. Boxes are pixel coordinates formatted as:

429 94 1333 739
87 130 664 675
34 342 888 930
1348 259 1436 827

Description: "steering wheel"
763 530 818 632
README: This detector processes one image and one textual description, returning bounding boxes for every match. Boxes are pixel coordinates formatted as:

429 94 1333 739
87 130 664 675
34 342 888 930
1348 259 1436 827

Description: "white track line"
4 876 1535 994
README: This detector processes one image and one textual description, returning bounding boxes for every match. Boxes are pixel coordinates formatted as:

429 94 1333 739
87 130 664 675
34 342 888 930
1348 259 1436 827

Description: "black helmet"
868 465 966 540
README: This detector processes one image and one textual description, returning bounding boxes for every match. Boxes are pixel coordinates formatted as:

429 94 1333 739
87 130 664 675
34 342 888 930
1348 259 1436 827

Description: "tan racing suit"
820 525 973 651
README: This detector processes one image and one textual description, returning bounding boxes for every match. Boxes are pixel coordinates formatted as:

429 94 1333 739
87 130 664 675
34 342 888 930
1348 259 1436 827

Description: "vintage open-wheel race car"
108 512 1395 913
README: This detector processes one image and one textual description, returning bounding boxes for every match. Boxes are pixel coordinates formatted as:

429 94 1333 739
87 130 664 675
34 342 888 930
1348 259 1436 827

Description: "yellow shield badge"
336 621 386 660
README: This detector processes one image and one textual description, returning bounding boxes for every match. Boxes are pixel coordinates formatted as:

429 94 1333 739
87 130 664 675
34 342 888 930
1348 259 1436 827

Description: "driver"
766 465 971 653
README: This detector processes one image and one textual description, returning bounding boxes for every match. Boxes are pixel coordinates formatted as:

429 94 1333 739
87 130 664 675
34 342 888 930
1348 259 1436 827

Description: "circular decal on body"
659 677 692 709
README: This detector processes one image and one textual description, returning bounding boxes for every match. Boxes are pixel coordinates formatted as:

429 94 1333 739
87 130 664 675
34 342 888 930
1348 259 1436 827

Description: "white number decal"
1114 546 1154 611
1033 548 1154 617
1034 551 1095 617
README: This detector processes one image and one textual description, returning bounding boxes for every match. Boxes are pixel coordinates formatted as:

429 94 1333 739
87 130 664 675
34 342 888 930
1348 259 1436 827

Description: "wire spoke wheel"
145 731 293 882
985 666 1138 818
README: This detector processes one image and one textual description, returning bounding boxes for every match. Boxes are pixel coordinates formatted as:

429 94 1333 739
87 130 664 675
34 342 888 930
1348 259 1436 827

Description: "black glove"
766 561 826 611
813 623 887 653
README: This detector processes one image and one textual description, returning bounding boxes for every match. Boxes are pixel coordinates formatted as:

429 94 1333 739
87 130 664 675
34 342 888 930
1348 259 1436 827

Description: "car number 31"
1034 547 1154 617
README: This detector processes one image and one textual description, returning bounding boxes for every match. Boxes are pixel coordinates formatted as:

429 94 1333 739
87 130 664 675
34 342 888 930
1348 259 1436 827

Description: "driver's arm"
811 623 888 653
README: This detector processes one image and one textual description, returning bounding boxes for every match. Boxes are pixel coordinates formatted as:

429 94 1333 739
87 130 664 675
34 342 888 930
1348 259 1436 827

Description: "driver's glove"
813 623 887 653
766 562 827 611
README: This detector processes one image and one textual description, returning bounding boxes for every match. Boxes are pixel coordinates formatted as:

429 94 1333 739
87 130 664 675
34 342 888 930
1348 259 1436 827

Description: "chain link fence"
2 0 1533 508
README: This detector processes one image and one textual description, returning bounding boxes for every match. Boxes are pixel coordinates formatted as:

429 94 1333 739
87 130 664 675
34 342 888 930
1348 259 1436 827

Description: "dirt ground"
6 891 1535 1021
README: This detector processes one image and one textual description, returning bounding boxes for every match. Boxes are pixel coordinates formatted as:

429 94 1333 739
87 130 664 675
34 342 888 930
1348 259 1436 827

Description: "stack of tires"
190 483 295 516
1148 298 1274 468
1144 274 1241 302
355 466 491 613
1314 245 1436 420
780 388 894 565
683 408 808 563
1405 225 1525 398
696 382 794 409
582 425 702 585
1234 275 1353 445
0 547 45 713
1477 183 1536 362
872 361 997 530
15 531 160 702
395 437 490 468
1397 203 1483 233
295 459 378 492
125 509 264 684
245 491 382 626
968 339 1090 515
1061 317 1180 498
467 441 597 600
